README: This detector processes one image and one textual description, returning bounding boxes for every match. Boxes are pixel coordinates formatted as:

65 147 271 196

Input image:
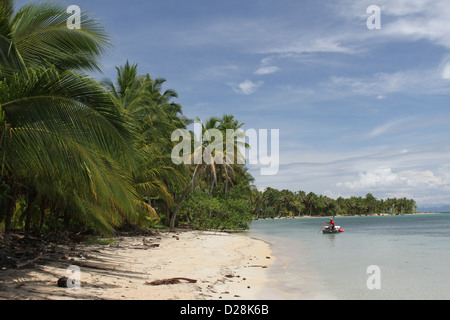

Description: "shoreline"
254 212 443 221
0 230 273 300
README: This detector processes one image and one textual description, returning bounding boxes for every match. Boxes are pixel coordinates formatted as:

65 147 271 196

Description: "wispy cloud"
172 12 358 56
324 65 450 98
368 117 416 138
258 37 355 55
229 80 264 95
382 2 450 49
337 0 450 49
195 64 239 81
254 66 280 75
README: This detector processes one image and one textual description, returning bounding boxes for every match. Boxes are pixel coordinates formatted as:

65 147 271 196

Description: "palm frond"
3 2 111 72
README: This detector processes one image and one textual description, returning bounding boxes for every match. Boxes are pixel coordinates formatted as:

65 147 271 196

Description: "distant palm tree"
294 191 306 216
217 114 244 131
305 192 318 216
249 188 263 218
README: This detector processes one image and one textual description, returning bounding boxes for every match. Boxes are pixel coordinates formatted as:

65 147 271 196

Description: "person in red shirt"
328 218 335 231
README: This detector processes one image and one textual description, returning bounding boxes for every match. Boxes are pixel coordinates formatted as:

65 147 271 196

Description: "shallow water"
248 214 450 300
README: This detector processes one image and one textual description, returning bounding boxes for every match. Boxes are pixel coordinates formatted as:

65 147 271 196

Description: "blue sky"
18 0 450 206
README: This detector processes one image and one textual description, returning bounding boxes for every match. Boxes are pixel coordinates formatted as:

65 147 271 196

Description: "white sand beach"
0 231 273 300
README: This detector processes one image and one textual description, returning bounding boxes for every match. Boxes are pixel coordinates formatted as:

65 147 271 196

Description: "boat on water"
322 225 345 234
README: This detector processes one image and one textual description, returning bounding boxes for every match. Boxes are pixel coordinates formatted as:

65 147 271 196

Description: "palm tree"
169 115 249 228
365 193 377 214
104 61 191 225
1 66 137 237
304 192 318 216
294 191 306 216
0 1 141 238
0 0 110 74
216 114 247 194
217 114 244 131
168 117 222 229
336 197 347 215
249 188 263 219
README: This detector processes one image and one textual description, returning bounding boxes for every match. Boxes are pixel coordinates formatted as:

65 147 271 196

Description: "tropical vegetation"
0 1 418 241
0 0 255 239
249 188 417 219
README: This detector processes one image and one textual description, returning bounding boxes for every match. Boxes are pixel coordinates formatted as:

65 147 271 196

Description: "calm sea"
247 213 450 300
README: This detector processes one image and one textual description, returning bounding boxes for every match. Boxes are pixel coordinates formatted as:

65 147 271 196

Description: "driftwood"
15 252 44 269
145 277 197 286
249 265 268 268
143 238 160 248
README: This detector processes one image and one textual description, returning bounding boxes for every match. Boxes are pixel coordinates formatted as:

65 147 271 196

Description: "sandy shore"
0 231 273 300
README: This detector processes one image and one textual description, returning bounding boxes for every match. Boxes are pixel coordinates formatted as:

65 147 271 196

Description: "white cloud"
381 0 431 16
338 0 450 49
403 169 446 187
195 64 239 81
368 117 416 138
229 80 263 95
337 167 448 191
339 0 433 18
325 66 450 98
442 63 450 79
259 37 354 55
337 168 402 190
173 13 357 56
382 6 450 49
254 66 280 75
439 57 450 80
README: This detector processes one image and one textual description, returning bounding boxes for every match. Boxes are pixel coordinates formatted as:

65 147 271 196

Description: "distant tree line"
249 188 417 218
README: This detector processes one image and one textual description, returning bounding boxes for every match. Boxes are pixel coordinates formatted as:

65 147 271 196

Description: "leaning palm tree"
0 1 141 237
1 66 137 237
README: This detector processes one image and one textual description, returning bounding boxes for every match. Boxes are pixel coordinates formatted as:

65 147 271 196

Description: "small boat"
322 225 345 234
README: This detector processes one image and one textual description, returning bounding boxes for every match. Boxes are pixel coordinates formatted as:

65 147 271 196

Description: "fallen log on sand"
145 277 197 286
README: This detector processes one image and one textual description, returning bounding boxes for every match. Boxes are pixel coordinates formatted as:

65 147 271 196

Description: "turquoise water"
247 214 450 300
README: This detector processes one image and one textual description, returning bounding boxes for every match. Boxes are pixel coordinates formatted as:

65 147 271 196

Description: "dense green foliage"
249 188 417 218
0 0 255 236
177 184 252 230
